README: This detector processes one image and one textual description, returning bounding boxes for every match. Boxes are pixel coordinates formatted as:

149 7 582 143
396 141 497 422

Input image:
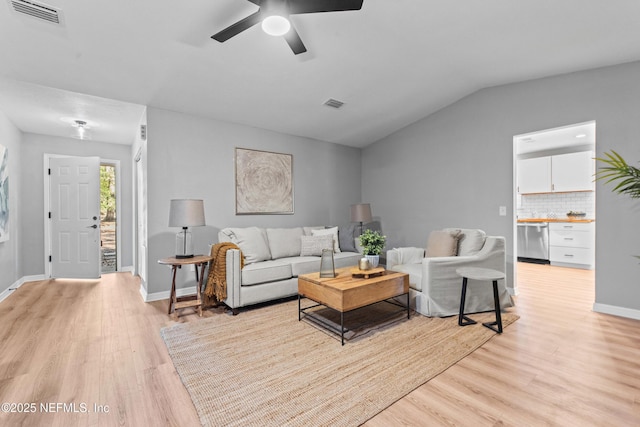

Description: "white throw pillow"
226 227 271 264
300 235 335 256
311 227 341 253
444 228 486 256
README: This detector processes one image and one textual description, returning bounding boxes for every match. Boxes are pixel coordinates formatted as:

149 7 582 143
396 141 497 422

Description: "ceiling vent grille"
9 0 63 25
323 98 345 109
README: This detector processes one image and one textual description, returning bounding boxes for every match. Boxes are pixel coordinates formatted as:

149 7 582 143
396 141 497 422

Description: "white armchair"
387 229 514 317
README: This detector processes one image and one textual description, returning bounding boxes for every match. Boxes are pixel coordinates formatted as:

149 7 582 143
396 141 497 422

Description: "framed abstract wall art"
0 144 8 242
235 148 294 215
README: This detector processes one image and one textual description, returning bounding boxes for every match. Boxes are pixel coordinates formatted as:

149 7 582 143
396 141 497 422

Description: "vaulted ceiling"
1 0 640 147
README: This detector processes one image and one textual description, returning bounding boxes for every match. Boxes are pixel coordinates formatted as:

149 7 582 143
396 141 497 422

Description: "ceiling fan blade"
284 25 307 55
211 11 262 42
287 0 363 14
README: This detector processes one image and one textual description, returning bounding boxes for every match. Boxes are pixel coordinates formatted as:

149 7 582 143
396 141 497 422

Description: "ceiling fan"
211 0 364 55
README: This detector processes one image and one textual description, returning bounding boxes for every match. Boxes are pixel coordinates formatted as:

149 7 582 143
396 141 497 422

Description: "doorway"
100 163 117 273
513 121 596 294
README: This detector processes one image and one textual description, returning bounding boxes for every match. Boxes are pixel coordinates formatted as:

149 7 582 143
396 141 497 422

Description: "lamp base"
175 228 193 259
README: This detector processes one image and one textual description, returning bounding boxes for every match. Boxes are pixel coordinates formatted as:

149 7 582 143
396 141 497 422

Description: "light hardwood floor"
0 263 638 426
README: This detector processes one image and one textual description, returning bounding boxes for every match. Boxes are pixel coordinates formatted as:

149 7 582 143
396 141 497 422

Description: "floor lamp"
351 203 372 235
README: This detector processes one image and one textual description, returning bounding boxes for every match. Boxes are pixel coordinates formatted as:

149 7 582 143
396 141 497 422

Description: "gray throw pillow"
338 223 357 252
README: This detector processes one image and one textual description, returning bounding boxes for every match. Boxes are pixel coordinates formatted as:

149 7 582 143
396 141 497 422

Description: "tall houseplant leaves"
595 150 640 199
595 150 640 260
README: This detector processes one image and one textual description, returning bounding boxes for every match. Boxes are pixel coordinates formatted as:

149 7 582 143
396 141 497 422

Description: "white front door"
50 156 101 279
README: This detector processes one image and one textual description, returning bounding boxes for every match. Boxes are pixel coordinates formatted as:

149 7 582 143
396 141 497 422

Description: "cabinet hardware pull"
564 254 574 257
564 238 573 240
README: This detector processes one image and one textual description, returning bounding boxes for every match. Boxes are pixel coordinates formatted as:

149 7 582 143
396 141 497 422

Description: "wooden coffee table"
298 267 410 345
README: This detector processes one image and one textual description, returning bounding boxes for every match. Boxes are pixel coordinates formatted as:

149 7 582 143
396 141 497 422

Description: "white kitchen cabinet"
517 151 594 194
551 151 595 192
549 222 594 269
517 156 551 194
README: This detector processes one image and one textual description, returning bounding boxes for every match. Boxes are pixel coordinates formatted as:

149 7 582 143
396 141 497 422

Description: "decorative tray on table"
351 267 385 279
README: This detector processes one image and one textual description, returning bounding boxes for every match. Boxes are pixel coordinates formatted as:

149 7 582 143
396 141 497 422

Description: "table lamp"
351 203 372 235
169 199 206 258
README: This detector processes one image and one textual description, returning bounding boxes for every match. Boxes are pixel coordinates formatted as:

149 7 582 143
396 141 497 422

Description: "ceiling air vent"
9 0 63 25
323 98 345 109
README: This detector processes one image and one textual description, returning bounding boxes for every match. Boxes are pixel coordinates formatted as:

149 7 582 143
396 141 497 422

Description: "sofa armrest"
223 248 242 308
387 247 425 270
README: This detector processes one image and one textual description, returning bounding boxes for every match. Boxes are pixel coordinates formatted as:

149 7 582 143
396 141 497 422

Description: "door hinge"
48 212 51 219
49 255 52 262
48 168 51 175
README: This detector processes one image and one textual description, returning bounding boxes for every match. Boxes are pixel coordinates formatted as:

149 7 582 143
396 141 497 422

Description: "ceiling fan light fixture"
261 15 290 36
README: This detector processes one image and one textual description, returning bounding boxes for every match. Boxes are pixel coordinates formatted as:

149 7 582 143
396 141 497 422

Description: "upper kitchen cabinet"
517 156 551 193
551 151 595 192
517 151 595 194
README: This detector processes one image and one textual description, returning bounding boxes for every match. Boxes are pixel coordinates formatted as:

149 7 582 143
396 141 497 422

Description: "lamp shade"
351 203 372 223
169 199 206 227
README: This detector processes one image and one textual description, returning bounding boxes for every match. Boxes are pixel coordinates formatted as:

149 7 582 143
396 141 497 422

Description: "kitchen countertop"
517 218 595 223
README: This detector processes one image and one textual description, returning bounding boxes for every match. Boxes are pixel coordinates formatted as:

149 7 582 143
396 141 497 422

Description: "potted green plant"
359 229 386 268
595 150 640 260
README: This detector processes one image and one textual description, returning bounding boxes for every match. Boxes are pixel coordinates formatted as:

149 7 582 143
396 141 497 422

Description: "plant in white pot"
359 229 386 268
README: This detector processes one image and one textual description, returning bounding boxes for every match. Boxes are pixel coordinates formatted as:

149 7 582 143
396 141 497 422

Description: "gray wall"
145 107 362 296
363 60 640 311
20 133 134 276
0 111 22 294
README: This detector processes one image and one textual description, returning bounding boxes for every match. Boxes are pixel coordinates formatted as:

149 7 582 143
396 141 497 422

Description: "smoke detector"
8 0 64 25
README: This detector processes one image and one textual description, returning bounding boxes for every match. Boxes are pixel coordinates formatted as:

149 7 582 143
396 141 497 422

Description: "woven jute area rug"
161 299 518 427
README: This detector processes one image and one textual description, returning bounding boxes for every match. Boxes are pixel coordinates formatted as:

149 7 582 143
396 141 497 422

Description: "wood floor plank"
0 263 639 426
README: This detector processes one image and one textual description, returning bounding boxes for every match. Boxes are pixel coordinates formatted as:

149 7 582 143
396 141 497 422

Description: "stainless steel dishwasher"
517 222 550 263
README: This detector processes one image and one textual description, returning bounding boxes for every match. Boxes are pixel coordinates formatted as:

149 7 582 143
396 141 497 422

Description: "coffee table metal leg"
298 294 301 321
407 292 410 319
341 311 345 346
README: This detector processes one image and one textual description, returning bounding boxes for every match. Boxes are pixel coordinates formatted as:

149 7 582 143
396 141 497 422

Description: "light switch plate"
499 206 507 216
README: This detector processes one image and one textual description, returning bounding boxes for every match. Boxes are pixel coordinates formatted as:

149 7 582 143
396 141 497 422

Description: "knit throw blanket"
204 242 244 303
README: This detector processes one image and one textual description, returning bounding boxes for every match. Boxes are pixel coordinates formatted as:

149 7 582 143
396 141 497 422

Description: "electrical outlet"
499 206 507 216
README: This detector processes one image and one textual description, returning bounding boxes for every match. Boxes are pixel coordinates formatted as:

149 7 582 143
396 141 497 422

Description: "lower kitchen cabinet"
549 222 595 269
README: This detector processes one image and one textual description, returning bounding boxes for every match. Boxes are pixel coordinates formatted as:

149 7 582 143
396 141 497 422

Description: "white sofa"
387 228 514 317
217 226 361 313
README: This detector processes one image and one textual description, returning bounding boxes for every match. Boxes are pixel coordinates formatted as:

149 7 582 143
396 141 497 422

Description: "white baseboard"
142 285 198 303
593 303 640 321
120 265 134 273
0 274 48 303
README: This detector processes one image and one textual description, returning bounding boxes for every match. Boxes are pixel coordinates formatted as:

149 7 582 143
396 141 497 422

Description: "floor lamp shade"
351 203 372 235
169 199 206 258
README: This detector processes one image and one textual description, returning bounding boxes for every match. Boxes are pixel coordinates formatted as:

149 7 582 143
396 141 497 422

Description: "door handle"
87 224 98 229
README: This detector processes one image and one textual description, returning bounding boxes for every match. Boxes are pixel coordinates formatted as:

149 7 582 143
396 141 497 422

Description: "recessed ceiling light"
575 134 587 138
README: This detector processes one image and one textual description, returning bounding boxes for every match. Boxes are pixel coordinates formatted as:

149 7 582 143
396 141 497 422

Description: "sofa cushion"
289 256 322 276
311 226 341 252
390 263 423 291
444 228 487 256
300 235 334 256
241 259 292 286
224 227 271 264
333 251 362 269
266 227 303 259
339 223 358 252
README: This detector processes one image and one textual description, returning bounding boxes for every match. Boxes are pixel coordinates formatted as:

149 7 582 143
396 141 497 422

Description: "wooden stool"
456 267 504 334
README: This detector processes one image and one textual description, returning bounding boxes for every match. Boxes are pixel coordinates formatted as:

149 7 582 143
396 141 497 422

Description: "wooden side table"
158 255 212 318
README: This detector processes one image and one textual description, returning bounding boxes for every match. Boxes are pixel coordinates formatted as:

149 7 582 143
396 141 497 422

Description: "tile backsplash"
517 192 595 219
